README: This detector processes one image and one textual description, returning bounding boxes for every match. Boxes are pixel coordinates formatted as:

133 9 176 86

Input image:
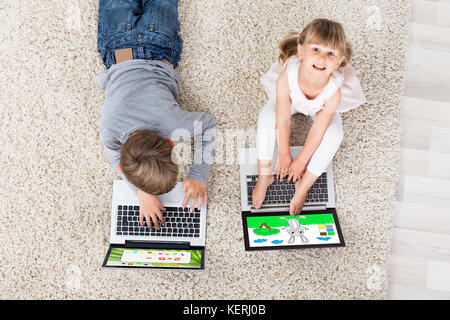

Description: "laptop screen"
242 209 344 250
103 247 204 269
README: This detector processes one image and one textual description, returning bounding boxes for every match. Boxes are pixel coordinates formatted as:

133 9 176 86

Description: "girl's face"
297 42 344 76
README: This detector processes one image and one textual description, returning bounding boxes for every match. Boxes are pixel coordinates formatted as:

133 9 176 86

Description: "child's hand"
287 158 307 183
182 177 207 212
137 189 166 230
276 153 293 181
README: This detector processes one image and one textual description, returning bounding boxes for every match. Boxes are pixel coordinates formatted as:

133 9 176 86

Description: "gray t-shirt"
97 59 216 194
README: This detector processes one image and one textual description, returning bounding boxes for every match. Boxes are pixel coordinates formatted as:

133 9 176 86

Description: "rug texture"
0 0 408 299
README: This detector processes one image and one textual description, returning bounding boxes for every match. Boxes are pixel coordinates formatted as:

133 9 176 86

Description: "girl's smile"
312 64 326 71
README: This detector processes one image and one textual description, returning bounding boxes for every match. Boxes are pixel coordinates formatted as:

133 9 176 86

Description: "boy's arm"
164 107 217 185
163 106 216 211
296 89 342 165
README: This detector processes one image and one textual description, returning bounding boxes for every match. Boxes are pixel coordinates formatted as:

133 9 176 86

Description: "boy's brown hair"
278 18 352 67
120 129 178 195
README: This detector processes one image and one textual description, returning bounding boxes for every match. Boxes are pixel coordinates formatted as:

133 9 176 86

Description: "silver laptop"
239 146 345 250
239 146 336 213
103 180 206 269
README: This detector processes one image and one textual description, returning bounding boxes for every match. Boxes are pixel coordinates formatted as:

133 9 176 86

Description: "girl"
253 18 365 215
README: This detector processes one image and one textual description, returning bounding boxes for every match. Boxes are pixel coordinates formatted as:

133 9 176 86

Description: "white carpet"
0 0 408 299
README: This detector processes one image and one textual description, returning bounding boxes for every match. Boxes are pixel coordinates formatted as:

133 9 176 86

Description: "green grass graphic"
253 228 280 236
246 213 335 229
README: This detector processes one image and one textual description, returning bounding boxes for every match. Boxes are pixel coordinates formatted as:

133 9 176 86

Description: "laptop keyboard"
246 173 328 206
115 206 201 238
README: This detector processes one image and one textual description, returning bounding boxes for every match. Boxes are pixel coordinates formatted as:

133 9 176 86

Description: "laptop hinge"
251 206 289 213
250 204 326 213
125 240 190 249
302 204 327 211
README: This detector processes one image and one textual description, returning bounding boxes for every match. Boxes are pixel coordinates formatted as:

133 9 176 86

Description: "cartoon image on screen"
245 213 342 248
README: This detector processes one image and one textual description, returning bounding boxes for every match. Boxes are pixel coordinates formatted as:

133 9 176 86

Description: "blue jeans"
97 0 183 69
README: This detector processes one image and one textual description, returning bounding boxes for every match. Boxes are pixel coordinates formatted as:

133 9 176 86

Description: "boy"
96 0 216 231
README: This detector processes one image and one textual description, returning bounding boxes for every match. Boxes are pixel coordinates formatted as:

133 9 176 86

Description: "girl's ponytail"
278 32 299 65
340 41 353 68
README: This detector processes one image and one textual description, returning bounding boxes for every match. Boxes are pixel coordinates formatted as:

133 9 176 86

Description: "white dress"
260 56 366 115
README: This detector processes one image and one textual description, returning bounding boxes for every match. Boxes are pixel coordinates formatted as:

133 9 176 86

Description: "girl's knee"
327 128 343 149
325 114 344 145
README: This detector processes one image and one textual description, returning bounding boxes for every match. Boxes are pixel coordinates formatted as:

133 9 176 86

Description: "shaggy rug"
0 0 408 299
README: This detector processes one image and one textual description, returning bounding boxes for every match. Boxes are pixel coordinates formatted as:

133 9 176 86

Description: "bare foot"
252 175 274 209
289 181 308 215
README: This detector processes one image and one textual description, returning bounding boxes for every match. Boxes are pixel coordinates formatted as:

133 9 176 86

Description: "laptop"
102 180 206 269
239 146 345 251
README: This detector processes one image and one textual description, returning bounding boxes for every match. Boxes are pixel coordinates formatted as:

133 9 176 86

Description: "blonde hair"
278 18 353 67
120 129 178 195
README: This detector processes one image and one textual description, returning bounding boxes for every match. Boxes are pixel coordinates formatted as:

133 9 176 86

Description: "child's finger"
190 194 197 212
159 200 166 211
151 213 160 230
156 210 165 226
195 195 202 209
182 191 191 208
145 215 153 231
287 173 293 183
280 169 287 181
139 212 145 228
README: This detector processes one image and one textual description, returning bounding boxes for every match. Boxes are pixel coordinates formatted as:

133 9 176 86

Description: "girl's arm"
296 89 342 167
275 68 291 156
275 68 293 178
